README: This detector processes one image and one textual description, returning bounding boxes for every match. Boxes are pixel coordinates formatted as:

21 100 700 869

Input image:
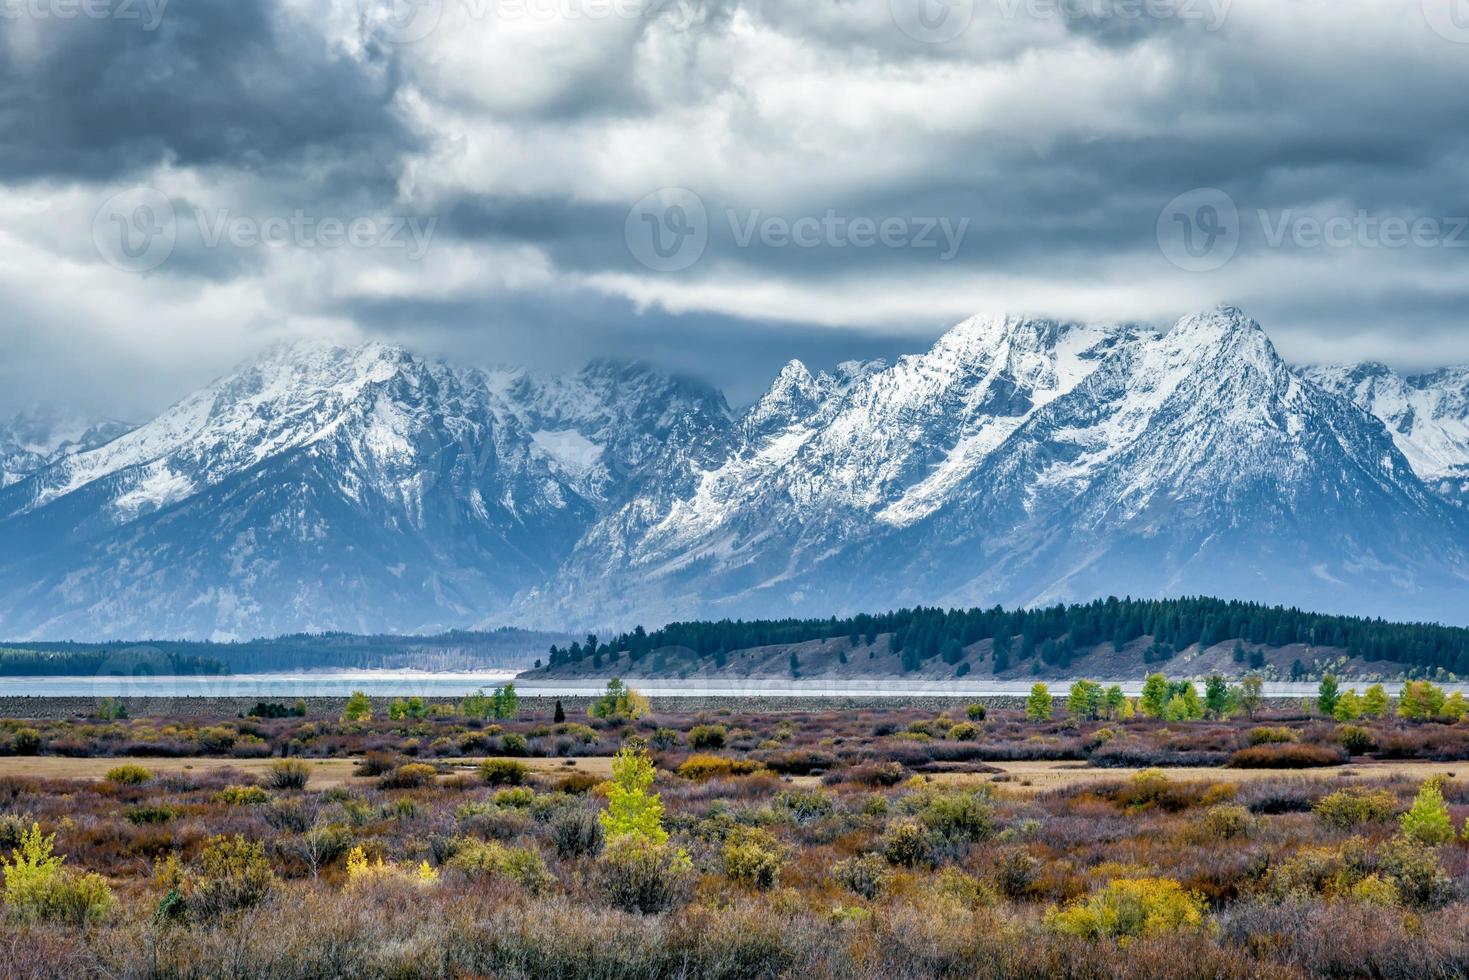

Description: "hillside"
524 597 1469 682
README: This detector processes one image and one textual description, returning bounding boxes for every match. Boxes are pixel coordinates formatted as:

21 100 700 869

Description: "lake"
0 673 1438 699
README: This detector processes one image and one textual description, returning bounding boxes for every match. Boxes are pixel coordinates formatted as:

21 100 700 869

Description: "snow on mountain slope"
521 315 1154 626
523 307 1469 629
3 308 1468 639
0 343 728 639
1305 362 1469 504
0 408 133 488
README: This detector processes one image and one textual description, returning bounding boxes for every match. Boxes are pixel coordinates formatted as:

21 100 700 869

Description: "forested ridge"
0 628 570 675
544 597 1469 676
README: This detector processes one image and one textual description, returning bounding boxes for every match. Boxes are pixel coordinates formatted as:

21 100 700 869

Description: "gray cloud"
1 0 1467 420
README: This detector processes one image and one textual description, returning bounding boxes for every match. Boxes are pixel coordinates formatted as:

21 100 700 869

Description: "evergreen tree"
1317 674 1340 715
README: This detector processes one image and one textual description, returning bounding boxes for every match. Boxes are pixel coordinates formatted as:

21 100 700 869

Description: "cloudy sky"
2 0 1467 418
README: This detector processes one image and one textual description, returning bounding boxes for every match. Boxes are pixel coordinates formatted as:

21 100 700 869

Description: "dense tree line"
0 648 226 677
545 597 1469 676
0 628 569 675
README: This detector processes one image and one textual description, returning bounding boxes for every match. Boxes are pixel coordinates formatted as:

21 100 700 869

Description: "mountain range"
2 306 1467 640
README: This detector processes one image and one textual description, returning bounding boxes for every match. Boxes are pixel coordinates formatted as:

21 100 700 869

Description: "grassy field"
2 695 1469 977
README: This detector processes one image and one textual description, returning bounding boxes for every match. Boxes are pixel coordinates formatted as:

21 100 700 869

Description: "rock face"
3 307 1468 640
1305 361 1469 506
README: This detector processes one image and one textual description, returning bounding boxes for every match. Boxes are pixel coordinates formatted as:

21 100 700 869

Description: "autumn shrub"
214 784 270 805
596 836 693 914
676 754 765 780
1378 837 1454 908
687 725 728 750
1201 804 1252 840
479 759 528 786
105 764 151 786
264 759 310 790
833 852 891 900
774 788 835 824
912 790 995 845
1314 787 1397 829
1400 777 1454 845
722 828 784 889
1046 877 1208 939
947 722 981 742
881 819 934 867
354 751 399 777
448 839 550 893
345 845 439 889
1247 726 1299 746
124 803 179 825
1 823 114 926
1337 725 1376 755
1228 743 1344 768
379 762 438 789
184 835 275 920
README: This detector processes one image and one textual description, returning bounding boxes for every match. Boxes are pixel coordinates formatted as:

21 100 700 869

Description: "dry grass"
974 759 1462 795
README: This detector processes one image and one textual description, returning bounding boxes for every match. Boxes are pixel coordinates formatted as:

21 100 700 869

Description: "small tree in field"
342 691 372 722
1361 684 1390 718
1236 675 1263 720
1316 675 1340 716
1401 777 1454 845
1139 673 1169 718
600 747 667 845
1026 683 1053 722
1204 675 1230 718
589 678 650 722
1066 680 1103 720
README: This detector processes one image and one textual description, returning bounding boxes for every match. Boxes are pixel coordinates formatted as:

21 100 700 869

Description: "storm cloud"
1 0 1467 418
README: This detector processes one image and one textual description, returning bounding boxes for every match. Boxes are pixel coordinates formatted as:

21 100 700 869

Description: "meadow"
2 677 1469 977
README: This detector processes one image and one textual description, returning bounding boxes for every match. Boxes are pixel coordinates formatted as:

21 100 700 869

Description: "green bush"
448 839 552 893
1400 778 1454 845
722 829 783 890
1 823 114 926
914 791 994 844
595 837 693 914
687 725 728 750
184 835 275 920
965 703 987 721
881 819 934 867
832 853 891 900
1379 837 1454 908
9 729 40 755
214 785 270 806
946 722 981 742
1247 726 1299 746
1314 787 1397 829
500 732 528 756
480 759 529 786
1201 804 1251 840
105 764 152 786
125 803 179 825
1337 725 1376 755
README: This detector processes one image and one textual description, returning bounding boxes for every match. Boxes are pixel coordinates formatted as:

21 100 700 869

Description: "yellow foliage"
1047 877 1208 940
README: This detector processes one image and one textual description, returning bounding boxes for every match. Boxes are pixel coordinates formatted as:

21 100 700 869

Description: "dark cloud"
0 0 417 185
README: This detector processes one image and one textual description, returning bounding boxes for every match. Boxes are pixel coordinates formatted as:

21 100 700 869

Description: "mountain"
1305 362 1469 506
0 342 730 640
525 308 1469 628
0 408 134 488
3 307 1468 640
